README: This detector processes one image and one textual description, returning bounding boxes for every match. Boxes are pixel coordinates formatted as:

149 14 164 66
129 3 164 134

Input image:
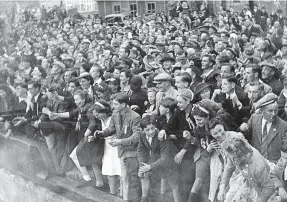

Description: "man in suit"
201 54 219 92
213 76 249 125
95 92 142 202
240 93 287 163
137 116 180 202
243 16 263 40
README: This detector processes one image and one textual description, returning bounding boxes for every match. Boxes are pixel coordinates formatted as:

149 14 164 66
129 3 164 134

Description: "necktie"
148 137 152 145
261 122 268 158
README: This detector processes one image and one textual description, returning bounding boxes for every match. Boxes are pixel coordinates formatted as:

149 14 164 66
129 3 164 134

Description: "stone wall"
0 169 74 202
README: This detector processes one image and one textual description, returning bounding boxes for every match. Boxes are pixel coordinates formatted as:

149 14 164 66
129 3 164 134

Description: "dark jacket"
263 77 283 96
162 107 197 160
24 93 45 122
137 132 179 170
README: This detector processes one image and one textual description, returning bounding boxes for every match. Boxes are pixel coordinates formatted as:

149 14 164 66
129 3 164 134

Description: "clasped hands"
92 130 122 147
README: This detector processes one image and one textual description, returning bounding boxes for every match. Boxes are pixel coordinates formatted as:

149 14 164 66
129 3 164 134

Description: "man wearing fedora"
240 93 287 163
260 59 283 96
160 54 176 75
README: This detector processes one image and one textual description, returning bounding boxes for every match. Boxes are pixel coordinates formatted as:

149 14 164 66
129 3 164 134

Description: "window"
147 2 155 14
114 4 121 14
130 3 137 17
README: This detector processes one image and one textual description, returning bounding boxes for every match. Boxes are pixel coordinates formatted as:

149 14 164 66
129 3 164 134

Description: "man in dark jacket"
137 116 180 202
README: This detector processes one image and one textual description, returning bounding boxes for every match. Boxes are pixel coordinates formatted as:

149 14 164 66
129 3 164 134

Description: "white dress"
101 117 121 176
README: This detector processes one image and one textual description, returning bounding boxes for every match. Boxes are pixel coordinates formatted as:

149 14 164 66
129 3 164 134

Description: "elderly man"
95 92 141 202
240 93 287 163
154 72 179 111
260 59 283 95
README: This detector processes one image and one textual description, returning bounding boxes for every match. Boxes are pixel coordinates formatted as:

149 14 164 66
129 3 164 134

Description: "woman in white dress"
91 100 121 195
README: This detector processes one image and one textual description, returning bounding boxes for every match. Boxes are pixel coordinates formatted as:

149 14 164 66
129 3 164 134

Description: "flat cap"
153 73 172 83
256 93 278 109
53 61 66 70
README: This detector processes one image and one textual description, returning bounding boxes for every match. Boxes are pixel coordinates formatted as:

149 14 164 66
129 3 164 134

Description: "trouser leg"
180 159 196 202
44 133 61 173
120 157 141 201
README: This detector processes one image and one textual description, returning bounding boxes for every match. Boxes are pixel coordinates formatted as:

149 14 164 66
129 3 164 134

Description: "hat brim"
153 79 170 83
160 58 176 63
195 84 211 96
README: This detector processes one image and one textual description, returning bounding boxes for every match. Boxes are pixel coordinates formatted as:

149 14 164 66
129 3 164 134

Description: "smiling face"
210 124 226 142
74 94 85 108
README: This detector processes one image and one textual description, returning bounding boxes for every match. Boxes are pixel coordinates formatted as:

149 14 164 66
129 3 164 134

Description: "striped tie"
261 122 268 158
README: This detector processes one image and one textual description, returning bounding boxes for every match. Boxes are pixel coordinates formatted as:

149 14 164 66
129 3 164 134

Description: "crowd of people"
2 1 287 202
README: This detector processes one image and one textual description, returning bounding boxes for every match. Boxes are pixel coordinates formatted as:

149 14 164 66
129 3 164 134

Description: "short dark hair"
140 115 155 129
121 69 134 81
180 72 192 85
207 117 225 131
28 81 41 90
160 97 177 113
93 100 112 115
114 92 129 104
202 54 215 66
246 64 262 79
224 76 238 84
221 63 235 73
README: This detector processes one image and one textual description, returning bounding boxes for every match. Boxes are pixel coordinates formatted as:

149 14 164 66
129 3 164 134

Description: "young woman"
49 90 104 188
208 120 276 202
188 99 238 202
91 100 121 196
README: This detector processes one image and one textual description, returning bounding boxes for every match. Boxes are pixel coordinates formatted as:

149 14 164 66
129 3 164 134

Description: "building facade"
97 1 169 17
64 0 98 13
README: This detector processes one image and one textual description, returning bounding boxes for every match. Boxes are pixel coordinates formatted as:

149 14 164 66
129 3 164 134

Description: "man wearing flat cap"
153 73 179 112
260 59 283 95
240 93 287 163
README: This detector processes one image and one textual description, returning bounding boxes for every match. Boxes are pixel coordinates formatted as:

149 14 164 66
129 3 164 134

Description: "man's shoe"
75 180 92 188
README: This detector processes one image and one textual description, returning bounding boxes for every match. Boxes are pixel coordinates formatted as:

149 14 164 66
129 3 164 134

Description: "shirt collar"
94 78 102 84
34 93 40 102
226 91 236 99
19 97 26 103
